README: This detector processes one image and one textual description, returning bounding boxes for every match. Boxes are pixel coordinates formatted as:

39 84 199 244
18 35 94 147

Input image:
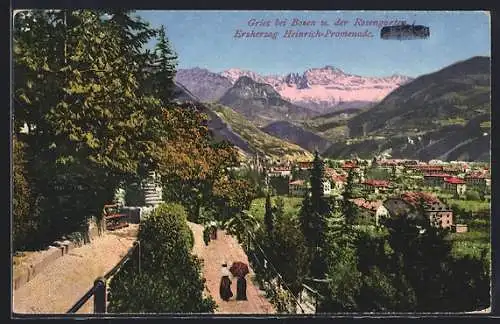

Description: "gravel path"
188 222 275 314
13 225 139 314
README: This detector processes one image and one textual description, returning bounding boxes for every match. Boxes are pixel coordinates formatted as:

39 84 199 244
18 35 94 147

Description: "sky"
136 10 490 78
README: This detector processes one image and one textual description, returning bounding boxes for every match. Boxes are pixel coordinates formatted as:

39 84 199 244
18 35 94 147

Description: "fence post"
93 277 107 313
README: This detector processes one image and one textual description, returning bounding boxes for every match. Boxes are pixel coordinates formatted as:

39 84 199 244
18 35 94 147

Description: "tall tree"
299 151 330 279
149 25 178 103
14 10 164 242
264 193 274 235
342 168 358 225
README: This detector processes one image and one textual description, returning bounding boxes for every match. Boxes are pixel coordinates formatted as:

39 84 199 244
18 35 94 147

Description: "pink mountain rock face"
220 66 413 111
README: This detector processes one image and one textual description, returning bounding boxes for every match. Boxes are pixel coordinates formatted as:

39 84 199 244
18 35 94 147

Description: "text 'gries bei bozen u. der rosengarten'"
233 17 408 40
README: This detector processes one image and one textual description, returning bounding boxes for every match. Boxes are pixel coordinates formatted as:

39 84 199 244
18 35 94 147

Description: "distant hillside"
218 76 315 126
209 103 313 161
299 105 372 142
175 68 232 102
323 56 491 161
261 121 332 154
348 56 490 137
172 81 255 157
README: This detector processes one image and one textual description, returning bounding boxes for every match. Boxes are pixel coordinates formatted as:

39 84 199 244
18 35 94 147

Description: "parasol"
229 261 249 278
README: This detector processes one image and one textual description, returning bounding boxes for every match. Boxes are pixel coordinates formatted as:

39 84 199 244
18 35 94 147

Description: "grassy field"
447 199 490 213
249 196 303 221
448 230 490 259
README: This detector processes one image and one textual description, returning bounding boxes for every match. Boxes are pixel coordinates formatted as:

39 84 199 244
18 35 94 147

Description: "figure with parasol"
219 262 233 301
230 261 249 300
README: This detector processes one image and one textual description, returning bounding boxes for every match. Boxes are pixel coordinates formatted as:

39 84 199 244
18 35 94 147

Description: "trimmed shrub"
108 203 216 313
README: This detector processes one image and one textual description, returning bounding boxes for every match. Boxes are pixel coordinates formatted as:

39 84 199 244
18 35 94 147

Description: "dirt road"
188 222 275 314
13 225 138 314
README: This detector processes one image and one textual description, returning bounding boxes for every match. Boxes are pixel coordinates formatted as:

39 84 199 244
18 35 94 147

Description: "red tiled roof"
416 165 445 171
401 191 441 206
342 160 358 169
423 173 452 178
362 179 390 187
465 172 486 179
332 174 347 183
350 198 383 211
444 177 466 184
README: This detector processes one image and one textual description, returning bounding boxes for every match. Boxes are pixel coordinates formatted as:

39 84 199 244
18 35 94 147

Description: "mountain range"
325 56 491 161
173 56 491 162
218 76 314 126
176 66 413 112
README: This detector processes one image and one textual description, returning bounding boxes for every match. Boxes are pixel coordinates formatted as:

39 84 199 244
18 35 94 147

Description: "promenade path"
188 222 275 314
13 225 138 314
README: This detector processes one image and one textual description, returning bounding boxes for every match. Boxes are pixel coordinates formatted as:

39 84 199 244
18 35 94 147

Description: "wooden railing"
66 241 141 314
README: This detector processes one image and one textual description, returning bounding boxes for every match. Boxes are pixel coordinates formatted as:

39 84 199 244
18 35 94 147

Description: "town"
246 155 491 233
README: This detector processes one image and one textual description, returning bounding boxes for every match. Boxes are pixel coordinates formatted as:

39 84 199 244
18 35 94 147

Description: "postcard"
12 9 491 316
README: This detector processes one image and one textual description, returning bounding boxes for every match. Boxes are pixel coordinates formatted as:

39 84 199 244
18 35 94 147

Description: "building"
289 180 307 197
360 179 390 194
464 172 488 190
423 173 452 187
384 191 453 229
297 161 314 170
413 164 445 175
322 178 332 196
268 166 292 178
342 160 359 171
331 174 347 193
350 198 389 226
443 177 467 196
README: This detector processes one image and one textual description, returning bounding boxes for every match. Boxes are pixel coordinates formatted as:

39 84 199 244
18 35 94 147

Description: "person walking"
219 262 233 301
236 275 248 300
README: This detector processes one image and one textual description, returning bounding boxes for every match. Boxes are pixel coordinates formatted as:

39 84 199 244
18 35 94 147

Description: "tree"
147 24 178 104
107 203 216 313
13 135 39 250
264 193 274 235
13 10 165 244
466 190 481 201
271 214 312 296
383 215 453 311
342 168 358 225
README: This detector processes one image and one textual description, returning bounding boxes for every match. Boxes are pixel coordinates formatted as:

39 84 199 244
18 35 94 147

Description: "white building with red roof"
443 177 467 196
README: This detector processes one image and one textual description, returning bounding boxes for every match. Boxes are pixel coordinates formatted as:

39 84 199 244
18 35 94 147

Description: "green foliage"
13 9 170 245
366 167 390 180
342 169 358 224
249 196 302 222
148 25 178 104
108 203 216 313
13 136 39 250
299 152 330 273
124 182 145 206
264 193 274 235
270 214 311 296
269 175 289 195
466 190 481 201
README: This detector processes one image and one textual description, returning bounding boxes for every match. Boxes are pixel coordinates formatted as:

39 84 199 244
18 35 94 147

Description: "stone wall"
13 217 104 291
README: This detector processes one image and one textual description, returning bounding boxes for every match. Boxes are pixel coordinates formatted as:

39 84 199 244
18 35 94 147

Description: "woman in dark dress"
219 263 233 301
236 276 247 300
